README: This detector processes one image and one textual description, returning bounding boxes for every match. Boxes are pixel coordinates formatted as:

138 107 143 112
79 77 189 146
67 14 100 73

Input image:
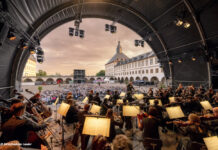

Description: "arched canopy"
150 76 159 83
142 77 149 81
65 78 72 84
118 77 120 81
125 77 128 81
56 78 63 84
35 78 44 85
46 78 54 84
161 77 166 84
23 78 33 82
136 77 140 81
0 0 218 98
90 78 95 82
110 77 114 80
130 77 134 81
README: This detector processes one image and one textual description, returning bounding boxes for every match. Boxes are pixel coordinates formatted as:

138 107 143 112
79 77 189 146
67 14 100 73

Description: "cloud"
38 18 152 76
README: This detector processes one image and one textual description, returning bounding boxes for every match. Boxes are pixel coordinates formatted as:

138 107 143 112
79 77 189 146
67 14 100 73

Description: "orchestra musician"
175 83 183 97
92 92 101 105
72 104 90 150
0 102 47 148
174 114 208 150
106 109 123 142
88 90 94 103
127 82 134 94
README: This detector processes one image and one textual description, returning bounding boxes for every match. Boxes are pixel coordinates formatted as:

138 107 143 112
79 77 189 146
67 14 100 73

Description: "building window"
135 71 137 74
150 58 153 65
150 69 153 73
132 71 134 74
155 68 159 73
142 70 144 74
139 70 141 74
145 60 148 66
138 61 140 67
155 57 158 64
146 70 148 73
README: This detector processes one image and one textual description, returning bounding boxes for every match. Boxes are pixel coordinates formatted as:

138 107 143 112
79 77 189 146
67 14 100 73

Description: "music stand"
133 94 144 100
166 106 185 119
104 95 110 99
123 105 140 116
149 99 162 106
82 97 88 104
82 116 111 137
169 97 176 103
200 101 213 111
57 103 70 149
203 136 218 150
120 92 126 97
116 99 123 105
90 104 101 114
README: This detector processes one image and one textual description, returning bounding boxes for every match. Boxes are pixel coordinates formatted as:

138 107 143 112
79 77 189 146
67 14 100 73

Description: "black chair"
186 141 207 150
143 138 162 150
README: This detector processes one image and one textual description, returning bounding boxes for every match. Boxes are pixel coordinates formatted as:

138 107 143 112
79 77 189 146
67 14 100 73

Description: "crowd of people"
0 82 218 150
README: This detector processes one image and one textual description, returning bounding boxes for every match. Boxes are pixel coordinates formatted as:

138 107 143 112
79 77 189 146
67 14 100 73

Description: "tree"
55 72 62 76
96 70 105 76
36 70 47 76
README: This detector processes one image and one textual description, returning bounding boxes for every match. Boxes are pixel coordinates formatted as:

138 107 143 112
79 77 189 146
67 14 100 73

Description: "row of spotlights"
175 19 191 29
135 40 144 47
105 24 117 33
69 27 84 38
169 57 196 65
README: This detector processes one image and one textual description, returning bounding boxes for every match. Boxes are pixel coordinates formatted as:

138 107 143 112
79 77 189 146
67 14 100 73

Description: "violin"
166 120 193 126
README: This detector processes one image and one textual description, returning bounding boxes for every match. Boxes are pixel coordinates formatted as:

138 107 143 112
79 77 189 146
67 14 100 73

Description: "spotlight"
110 25 117 33
37 55 44 63
135 40 139 46
36 47 44 55
69 27 74 36
75 29 79 36
169 60 173 65
79 30 84 38
105 24 109 31
178 59 182 63
7 30 16 41
29 47 36 54
183 22 191 29
21 40 28 49
141 41 144 47
192 57 196 61
175 19 183 26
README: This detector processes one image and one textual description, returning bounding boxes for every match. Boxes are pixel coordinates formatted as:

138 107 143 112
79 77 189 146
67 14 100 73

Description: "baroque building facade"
23 55 37 77
105 42 165 83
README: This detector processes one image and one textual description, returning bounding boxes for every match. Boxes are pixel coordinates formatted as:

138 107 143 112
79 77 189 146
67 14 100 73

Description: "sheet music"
116 99 123 104
203 136 218 150
90 104 101 114
82 97 88 103
166 106 185 119
82 117 111 137
104 95 110 99
120 92 126 97
123 105 140 116
169 97 176 103
200 101 213 110
133 94 144 100
149 99 162 106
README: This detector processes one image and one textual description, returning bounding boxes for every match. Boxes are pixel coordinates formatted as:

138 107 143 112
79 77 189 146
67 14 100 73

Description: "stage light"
110 25 117 33
105 24 109 31
29 47 36 54
192 57 196 61
75 29 79 36
175 19 183 26
169 60 173 65
183 22 191 28
141 41 144 47
135 40 139 46
69 27 74 36
79 30 84 38
178 59 182 63
37 55 44 64
36 47 44 55
21 40 28 49
7 30 16 41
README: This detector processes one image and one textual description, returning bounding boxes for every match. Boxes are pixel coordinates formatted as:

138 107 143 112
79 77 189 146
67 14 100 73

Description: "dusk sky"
38 18 152 76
